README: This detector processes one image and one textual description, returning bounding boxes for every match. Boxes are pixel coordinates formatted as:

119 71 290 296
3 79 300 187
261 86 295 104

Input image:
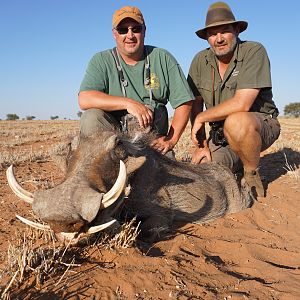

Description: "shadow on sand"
259 147 300 187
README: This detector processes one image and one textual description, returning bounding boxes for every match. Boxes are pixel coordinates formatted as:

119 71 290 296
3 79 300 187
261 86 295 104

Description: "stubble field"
0 117 299 299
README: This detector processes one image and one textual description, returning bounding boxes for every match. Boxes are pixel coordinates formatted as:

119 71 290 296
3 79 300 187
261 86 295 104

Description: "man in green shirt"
188 2 280 198
79 6 194 155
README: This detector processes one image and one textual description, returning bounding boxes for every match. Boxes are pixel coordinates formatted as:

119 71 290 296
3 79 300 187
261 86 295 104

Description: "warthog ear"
105 134 118 152
77 189 103 223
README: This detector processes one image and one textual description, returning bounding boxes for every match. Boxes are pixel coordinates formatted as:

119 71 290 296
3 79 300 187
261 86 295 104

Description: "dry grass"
0 218 140 298
2 117 299 163
283 153 299 180
0 117 299 297
266 117 300 152
1 228 66 298
92 218 140 250
0 120 78 146
0 120 79 168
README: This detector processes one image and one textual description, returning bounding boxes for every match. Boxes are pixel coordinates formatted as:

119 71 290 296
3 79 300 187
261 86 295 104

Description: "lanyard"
211 65 215 106
111 47 153 104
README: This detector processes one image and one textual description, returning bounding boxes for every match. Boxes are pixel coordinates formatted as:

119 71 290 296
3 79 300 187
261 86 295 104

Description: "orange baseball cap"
112 6 145 28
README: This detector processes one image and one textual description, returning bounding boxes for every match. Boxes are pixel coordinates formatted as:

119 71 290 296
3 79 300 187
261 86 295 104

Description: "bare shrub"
0 218 139 297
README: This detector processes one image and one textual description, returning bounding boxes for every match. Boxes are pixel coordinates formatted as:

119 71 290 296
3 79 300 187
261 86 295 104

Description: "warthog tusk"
87 218 117 234
59 218 117 240
16 214 116 241
102 160 127 208
6 165 34 204
16 214 51 230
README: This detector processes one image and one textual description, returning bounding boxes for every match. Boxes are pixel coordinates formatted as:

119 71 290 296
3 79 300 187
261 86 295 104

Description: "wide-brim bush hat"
196 2 248 39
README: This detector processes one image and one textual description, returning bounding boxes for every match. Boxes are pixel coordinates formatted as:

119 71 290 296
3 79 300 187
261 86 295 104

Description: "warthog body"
8 130 252 241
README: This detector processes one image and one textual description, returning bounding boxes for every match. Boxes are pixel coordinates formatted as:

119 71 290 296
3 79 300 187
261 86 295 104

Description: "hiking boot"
242 169 265 198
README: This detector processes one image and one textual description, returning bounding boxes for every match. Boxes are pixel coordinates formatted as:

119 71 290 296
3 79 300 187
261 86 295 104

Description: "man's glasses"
115 25 144 35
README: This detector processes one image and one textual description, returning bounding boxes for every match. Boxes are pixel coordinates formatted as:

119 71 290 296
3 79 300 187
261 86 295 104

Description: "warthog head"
6 131 135 243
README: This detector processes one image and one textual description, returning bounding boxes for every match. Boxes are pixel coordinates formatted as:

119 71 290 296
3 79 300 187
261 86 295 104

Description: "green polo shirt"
188 40 278 115
80 46 194 134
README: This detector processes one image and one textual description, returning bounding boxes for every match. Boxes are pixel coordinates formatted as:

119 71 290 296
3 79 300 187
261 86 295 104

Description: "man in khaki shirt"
188 2 280 198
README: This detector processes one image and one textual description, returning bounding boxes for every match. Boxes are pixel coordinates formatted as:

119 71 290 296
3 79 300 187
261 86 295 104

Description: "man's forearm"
78 90 131 111
194 89 260 123
190 96 204 126
167 101 192 143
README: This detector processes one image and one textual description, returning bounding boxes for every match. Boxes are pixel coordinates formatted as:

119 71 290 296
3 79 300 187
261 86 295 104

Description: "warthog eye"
111 143 127 161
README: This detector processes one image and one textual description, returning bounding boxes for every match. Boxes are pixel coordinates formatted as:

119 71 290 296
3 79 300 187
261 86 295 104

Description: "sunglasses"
115 25 144 35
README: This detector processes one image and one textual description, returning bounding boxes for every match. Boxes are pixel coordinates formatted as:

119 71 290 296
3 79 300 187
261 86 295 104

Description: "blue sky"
1 0 299 120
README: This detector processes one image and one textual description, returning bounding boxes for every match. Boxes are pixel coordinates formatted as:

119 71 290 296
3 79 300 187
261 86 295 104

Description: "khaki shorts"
209 112 281 173
80 107 169 137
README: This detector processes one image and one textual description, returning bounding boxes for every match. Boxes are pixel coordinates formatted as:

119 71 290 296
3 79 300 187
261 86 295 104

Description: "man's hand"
151 101 192 155
150 136 175 155
191 146 211 164
191 116 211 164
191 117 205 146
126 100 153 129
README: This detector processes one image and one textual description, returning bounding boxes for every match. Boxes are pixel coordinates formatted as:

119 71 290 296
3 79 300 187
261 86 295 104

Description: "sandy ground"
0 118 299 300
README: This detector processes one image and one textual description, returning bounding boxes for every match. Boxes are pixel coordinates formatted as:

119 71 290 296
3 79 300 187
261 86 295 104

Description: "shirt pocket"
224 80 237 91
222 81 237 102
198 79 218 107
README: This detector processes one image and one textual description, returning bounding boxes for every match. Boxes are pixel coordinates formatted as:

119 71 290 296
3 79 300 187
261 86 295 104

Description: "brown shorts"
209 112 281 173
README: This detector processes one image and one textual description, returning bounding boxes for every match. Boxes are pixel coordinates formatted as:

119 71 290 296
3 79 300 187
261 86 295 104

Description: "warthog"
7 130 252 243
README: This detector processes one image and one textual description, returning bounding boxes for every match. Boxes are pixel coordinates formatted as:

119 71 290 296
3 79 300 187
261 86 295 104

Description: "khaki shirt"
188 40 278 116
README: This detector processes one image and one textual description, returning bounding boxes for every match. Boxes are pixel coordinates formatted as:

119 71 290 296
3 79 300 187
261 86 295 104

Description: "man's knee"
80 109 118 137
81 108 105 123
224 112 259 142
